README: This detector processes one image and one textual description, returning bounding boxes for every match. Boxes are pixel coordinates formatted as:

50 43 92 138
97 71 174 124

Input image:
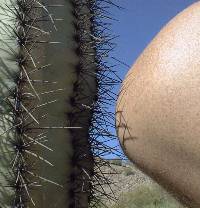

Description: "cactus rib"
0 0 122 207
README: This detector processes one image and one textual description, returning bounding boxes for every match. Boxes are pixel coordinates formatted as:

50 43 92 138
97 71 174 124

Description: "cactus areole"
116 2 200 208
0 0 121 207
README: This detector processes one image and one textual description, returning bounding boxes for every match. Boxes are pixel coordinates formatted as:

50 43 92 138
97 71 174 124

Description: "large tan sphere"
116 2 200 207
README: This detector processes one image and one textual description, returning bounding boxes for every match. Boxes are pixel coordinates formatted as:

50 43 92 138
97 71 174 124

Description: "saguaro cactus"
116 2 200 208
0 0 120 207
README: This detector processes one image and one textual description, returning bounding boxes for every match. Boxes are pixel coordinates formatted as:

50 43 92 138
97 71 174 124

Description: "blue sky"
107 0 196 159
112 0 196 78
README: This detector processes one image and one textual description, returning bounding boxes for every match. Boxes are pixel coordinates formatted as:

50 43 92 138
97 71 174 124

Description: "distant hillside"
99 159 186 208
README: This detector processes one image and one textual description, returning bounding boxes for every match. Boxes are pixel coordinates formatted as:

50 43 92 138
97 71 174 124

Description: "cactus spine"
0 0 121 207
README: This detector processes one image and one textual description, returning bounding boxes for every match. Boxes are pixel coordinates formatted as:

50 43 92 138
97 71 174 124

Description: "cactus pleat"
0 0 121 207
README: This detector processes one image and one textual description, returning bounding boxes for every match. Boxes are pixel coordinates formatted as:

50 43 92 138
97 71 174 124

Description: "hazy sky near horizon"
108 0 197 159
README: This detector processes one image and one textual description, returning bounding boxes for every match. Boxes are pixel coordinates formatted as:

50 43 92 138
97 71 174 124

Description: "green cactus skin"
0 0 121 207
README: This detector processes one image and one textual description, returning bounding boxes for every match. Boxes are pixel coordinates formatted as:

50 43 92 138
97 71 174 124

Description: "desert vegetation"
111 184 186 208
97 161 186 208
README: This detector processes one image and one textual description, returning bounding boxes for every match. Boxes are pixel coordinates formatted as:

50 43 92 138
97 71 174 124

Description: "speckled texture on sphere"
116 2 200 208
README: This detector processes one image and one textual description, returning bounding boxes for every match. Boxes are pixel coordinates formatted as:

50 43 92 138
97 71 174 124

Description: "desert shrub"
111 184 185 208
124 167 135 176
110 159 123 166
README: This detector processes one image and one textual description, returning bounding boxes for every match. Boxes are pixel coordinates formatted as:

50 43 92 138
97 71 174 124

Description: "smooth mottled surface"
30 1 76 207
116 2 200 207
